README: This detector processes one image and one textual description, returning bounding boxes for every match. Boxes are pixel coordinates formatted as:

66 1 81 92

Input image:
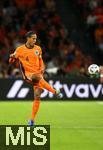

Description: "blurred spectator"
95 24 103 44
86 12 97 26
45 0 56 12
94 24 103 63
88 0 98 10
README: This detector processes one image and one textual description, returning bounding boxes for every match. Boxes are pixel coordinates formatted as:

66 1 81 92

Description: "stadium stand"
1 0 102 78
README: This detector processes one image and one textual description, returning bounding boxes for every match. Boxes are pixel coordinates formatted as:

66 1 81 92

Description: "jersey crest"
35 50 39 56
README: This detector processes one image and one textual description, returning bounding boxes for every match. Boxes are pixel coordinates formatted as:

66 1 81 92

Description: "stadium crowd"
75 0 103 64
0 0 96 78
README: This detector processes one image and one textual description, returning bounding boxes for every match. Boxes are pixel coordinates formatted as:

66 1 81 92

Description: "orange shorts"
25 72 44 89
19 62 43 89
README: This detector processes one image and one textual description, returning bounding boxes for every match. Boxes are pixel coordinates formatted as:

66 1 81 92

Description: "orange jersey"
15 44 44 75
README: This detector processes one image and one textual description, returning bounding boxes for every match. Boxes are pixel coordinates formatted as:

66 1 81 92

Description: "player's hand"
10 53 15 58
10 51 16 58
9 57 16 64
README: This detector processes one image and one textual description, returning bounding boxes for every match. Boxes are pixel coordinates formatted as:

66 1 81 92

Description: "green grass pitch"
0 101 103 150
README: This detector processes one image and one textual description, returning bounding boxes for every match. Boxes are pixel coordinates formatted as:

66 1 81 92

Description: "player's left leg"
28 86 42 126
31 74 62 97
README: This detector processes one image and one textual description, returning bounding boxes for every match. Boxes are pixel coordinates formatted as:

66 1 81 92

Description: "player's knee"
32 74 42 83
35 93 41 99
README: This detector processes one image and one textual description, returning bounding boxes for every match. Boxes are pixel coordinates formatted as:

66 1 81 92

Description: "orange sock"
31 99 40 121
38 78 56 94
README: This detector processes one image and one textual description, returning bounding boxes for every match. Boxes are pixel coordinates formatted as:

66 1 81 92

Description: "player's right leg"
28 86 42 126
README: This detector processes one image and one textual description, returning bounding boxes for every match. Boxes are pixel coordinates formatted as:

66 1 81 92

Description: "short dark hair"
25 31 36 38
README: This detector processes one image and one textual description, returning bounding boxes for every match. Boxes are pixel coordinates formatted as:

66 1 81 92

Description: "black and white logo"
7 80 30 98
6 79 103 99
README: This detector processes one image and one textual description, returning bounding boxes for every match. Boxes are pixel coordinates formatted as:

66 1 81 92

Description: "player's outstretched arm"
9 54 15 64
10 51 16 58
9 52 17 64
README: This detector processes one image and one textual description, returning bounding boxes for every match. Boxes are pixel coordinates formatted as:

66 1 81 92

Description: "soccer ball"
88 64 100 75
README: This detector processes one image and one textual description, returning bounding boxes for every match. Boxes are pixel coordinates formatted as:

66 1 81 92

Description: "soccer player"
9 31 62 126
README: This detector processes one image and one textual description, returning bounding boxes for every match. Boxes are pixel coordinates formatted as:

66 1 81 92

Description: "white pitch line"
97 101 103 105
50 126 103 129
